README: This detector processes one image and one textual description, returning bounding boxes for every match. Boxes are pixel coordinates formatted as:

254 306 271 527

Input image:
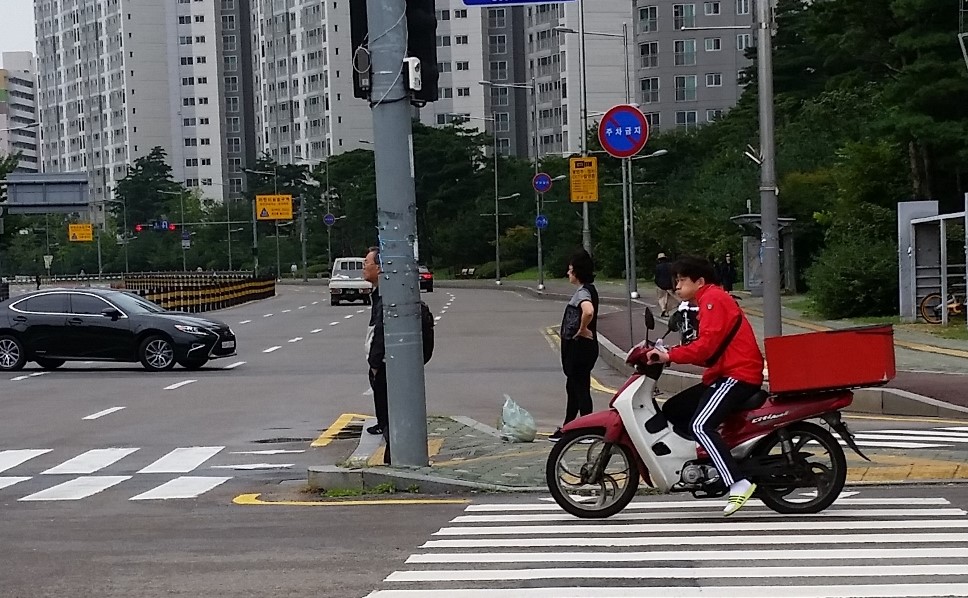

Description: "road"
2 285 967 596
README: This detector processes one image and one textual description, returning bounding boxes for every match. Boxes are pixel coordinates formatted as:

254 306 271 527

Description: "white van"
328 258 372 306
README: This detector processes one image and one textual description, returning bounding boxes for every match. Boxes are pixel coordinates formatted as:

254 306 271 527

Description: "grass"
307 482 400 499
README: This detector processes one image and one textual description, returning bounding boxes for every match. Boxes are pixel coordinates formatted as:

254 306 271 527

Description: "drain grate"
253 437 313 444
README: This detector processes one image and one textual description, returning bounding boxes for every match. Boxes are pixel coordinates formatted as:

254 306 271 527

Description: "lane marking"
434 316 442 321
365 584 968 597
83 407 126 421
130 476 232 500
29 372 48 378
263 346 281 353
211 463 294 470
312 413 370 447
464 496 949 512
164 379 197 390
845 413 968 425
239 319 252 324
138 446 225 474
288 337 303 343
233 493 468 507
344 314 354 319
329 322 339 326
311 329 323 334
263 313 273 318
312 301 319 305
282 309 292 313
223 361 246 370
298 306 307 310
41 448 140 475
357 309 367 313
230 450 305 455
0 477 31 491
0 449 52 473
19 476 131 502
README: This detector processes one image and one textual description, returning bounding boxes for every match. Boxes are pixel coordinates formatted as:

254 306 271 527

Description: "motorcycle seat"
738 389 770 411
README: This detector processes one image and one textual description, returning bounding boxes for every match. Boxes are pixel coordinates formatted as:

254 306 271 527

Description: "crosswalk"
0 446 243 503
850 426 968 449
365 494 968 597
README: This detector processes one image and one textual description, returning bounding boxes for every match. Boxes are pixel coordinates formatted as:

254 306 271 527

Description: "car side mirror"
101 307 121 321
644 308 655 331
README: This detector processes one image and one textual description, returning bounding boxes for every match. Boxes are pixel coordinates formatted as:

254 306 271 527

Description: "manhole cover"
253 437 313 444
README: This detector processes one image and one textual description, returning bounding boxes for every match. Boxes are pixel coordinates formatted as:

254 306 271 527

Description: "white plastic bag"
498 395 537 443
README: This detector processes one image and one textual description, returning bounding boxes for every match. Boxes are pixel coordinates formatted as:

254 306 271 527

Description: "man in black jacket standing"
654 253 676 317
363 247 388 446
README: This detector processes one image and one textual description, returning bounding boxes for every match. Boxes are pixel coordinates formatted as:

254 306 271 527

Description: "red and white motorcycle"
546 307 877 519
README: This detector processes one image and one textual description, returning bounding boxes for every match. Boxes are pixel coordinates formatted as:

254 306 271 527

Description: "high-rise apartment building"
34 0 257 206
0 52 39 172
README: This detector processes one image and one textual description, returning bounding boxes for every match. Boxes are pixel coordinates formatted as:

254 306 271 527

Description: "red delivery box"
764 325 896 394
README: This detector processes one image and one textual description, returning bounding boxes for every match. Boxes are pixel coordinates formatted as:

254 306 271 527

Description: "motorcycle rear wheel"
546 429 639 519
752 421 847 514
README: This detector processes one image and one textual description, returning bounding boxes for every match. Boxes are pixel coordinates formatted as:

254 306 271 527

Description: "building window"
225 76 239 92
455 35 469 45
183 118 197 126
201 158 212 166
455 9 467 18
674 40 696 66
438 87 453 99
186 158 198 167
489 34 507 54
226 97 240 112
639 42 658 68
183 98 195 106
491 87 509 106
705 72 723 86
737 34 752 50
673 4 696 29
639 6 658 32
194 36 206 43
436 114 449 125
185 138 198 147
704 1 721 15
437 61 452 73
229 178 243 194
736 0 750 14
489 60 508 81
436 35 451 47
223 35 237 51
227 117 241 132
182 77 195 86
488 8 506 28
435 9 450 20
194 15 205 23
705 37 722 51
221 0 236 9
640 77 659 103
644 112 660 131
675 75 698 101
227 137 241 153
180 57 194 65
456 61 470 71
676 110 698 130
495 112 510 132
706 109 723 121
224 55 238 71
179 36 192 45
457 87 471 97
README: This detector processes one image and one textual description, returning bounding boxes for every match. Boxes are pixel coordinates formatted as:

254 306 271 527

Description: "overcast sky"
0 0 36 63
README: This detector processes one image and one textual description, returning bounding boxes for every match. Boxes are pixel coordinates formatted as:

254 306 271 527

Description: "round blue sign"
323 213 336 227
532 173 553 194
535 214 549 230
598 104 650 159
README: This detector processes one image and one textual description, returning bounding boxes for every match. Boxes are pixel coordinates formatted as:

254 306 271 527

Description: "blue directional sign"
598 104 650 159
532 173 553 194
323 213 337 227
535 214 549 230
463 0 574 5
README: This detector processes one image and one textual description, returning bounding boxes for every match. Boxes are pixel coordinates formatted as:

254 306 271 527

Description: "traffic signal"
134 220 178 232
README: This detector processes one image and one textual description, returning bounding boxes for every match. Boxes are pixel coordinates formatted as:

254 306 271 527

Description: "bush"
473 259 525 279
805 238 898 319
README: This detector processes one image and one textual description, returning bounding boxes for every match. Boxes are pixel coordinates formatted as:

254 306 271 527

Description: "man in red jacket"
647 256 764 516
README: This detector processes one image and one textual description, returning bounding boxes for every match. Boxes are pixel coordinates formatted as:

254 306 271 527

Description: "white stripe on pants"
691 378 739 487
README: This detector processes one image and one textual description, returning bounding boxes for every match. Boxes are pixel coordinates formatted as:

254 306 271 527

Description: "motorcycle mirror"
644 308 655 331
667 311 684 333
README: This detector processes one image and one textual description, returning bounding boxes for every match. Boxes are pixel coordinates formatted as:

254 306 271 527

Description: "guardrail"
114 273 275 313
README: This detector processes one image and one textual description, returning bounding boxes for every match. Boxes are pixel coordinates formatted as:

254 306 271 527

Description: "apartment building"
0 52 39 172
34 0 257 206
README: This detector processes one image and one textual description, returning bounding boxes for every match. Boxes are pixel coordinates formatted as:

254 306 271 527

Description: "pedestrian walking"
550 249 600 442
362 247 391 463
654 253 676 317
717 253 738 293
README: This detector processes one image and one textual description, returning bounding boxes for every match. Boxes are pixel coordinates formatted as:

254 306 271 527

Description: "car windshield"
111 292 167 314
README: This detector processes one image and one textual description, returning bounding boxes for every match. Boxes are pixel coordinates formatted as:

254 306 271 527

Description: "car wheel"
0 335 27 372
178 358 208 370
331 298 339 306
139 335 176 371
35 358 66 370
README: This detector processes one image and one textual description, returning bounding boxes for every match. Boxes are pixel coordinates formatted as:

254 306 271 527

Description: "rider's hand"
645 348 670 364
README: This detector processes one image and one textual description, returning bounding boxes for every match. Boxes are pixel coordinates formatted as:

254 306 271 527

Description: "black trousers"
662 379 760 487
369 365 390 464
561 337 599 425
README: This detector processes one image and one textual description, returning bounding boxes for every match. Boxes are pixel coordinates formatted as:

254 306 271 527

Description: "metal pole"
622 23 639 299
326 152 333 270
274 170 280 280
251 197 259 275
941 218 949 326
300 195 308 282
121 201 129 274
757 0 782 337
533 75 544 290
494 117 501 284
963 192 967 331
96 228 103 278
180 192 187 271
578 0 592 254
227 197 233 270
622 157 633 346
366 0 428 467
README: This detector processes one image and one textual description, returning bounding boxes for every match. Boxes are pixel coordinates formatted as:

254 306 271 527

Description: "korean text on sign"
569 157 599 203
256 194 294 220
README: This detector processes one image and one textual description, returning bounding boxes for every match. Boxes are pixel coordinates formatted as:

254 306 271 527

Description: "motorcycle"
546 307 872 519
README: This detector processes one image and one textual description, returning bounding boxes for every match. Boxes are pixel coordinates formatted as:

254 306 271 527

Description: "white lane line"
288 337 303 343
282 309 292 313
329 322 339 326
130 476 232 500
434 316 442 321
449 508 965 524
409 547 968 565
138 447 225 474
298 306 307 309
0 477 31 491
421 531 968 549
262 346 281 353
82 407 126 421
263 313 274 318
223 361 246 370
230 450 305 455
10 375 30 381
19 476 131 502
42 448 139 475
344 314 354 319
463 497 949 512
0 449 52 473
239 319 252 324
866 430 968 441
845 439 948 449
311 329 323 334
357 309 367 313
164 380 197 390
433 519 968 536
312 301 319 305
365 584 968 598
29 372 48 378
210 463 295 470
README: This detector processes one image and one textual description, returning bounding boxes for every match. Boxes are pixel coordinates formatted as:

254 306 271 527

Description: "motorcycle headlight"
175 324 208 336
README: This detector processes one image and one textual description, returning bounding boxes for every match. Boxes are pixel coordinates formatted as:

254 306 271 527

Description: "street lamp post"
243 168 280 278
159 189 188 271
301 176 320 283
101 198 129 273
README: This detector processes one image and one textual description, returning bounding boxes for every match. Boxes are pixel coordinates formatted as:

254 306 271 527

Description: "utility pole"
366 0 428 467
577 0 592 254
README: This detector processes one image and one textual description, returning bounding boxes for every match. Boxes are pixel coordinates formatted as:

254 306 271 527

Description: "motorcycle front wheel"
546 429 639 519
751 421 847 515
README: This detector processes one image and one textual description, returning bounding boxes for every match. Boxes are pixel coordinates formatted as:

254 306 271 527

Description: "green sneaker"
723 483 757 517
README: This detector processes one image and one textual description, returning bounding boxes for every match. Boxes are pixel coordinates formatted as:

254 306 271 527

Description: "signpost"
323 213 337 227
181 230 191 250
535 214 549 230
256 194 294 220
43 254 53 271
532 173 553 194
569 157 599 203
68 223 94 242
598 104 649 159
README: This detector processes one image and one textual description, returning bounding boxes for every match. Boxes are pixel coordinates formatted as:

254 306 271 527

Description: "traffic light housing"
349 0 438 104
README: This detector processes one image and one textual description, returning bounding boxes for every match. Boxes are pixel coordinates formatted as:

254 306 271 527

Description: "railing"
115 273 275 313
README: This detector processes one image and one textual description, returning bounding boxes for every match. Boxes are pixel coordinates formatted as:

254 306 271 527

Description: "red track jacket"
668 285 764 386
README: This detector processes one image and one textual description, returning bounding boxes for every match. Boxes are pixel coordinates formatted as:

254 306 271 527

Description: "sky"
0 0 36 63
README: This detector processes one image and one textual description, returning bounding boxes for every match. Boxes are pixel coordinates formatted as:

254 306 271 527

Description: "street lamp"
158 189 188 271
627 149 668 298
301 175 320 283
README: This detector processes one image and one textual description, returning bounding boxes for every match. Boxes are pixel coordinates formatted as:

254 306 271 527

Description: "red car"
418 266 434 292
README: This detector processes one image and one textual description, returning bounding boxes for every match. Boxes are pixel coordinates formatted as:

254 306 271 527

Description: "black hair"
568 248 595 284
672 255 716 284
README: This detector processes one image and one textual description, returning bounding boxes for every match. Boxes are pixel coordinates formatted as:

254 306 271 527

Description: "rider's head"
672 256 716 301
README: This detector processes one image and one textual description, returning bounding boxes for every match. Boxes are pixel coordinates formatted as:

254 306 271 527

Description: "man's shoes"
548 428 563 442
723 482 757 516
660 311 668 318
366 424 385 435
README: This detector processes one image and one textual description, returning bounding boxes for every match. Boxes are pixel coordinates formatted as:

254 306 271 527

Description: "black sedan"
0 289 237 372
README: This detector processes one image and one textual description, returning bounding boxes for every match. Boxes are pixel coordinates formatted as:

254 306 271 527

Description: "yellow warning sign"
569 157 599 203
68 223 94 242
256 194 294 220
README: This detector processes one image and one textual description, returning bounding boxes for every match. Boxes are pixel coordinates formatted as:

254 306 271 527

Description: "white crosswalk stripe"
366 494 968 598
137 446 224 473
850 426 968 449
129 476 232 500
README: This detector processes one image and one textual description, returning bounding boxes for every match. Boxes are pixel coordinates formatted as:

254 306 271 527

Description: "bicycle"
919 285 967 324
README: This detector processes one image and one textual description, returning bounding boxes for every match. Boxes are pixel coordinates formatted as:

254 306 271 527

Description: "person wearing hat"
654 252 676 317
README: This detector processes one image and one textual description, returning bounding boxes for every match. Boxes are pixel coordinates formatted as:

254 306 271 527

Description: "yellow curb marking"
368 436 446 467
544 327 617 394
846 454 968 483
312 413 371 448
233 493 468 507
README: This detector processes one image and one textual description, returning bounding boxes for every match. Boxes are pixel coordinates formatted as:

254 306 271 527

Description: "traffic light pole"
366 0 428 467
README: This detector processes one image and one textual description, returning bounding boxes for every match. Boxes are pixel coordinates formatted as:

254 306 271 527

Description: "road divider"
115 273 275 313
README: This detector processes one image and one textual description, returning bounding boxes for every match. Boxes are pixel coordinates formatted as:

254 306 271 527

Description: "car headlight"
175 324 209 336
